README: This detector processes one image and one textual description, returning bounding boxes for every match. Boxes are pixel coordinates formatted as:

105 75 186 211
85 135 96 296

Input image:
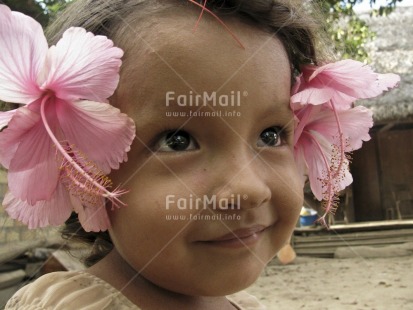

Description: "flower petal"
0 103 40 169
0 5 45 103
376 73 401 92
3 183 73 229
299 130 329 200
44 27 123 102
290 83 335 108
293 143 308 188
305 105 373 152
302 130 353 200
0 102 60 203
294 105 363 200
336 106 373 151
330 91 357 111
72 195 110 232
0 109 16 130
56 99 135 174
310 60 377 89
322 60 400 99
293 60 400 110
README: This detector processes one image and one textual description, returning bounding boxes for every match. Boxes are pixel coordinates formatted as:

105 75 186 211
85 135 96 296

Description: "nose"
211 154 272 211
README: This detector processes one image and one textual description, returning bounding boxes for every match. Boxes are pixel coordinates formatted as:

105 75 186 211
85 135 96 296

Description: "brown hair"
49 0 331 267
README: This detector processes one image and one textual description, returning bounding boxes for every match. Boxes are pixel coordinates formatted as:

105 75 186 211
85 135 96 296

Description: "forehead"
114 7 292 115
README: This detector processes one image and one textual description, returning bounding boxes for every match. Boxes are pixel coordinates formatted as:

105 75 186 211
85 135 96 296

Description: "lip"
199 225 269 249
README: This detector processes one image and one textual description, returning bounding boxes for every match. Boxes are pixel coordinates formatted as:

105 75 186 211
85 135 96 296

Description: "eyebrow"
257 99 293 119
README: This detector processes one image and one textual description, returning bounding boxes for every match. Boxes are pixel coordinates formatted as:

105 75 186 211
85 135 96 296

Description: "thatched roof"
357 6 413 123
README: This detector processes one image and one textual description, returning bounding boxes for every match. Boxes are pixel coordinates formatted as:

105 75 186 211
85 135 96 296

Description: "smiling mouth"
199 225 270 249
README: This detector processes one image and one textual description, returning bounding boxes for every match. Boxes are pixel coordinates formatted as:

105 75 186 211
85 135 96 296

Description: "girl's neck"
87 249 237 310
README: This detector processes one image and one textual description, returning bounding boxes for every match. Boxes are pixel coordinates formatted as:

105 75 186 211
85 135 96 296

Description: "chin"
205 249 278 296
197 262 267 297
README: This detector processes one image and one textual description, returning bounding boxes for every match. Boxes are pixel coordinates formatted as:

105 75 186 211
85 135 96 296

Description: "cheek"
107 170 207 256
107 192 190 285
270 160 304 226
278 182 303 221
109 190 184 241
261 167 302 262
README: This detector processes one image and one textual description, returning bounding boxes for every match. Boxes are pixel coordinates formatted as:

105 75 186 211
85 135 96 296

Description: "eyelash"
257 126 285 148
153 126 288 152
154 130 198 152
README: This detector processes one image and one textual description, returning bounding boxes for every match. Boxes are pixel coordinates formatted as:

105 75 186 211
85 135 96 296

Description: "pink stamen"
39 95 125 206
187 0 245 48
193 0 207 32
330 100 346 180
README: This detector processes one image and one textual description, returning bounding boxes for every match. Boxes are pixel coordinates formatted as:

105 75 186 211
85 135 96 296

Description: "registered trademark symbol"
243 194 248 200
243 91 248 97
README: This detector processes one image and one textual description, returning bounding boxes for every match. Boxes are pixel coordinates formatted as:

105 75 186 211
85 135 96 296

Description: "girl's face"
108 12 303 296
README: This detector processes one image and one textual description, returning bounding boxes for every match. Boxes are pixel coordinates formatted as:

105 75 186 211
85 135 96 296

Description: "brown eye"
156 130 197 152
258 127 282 147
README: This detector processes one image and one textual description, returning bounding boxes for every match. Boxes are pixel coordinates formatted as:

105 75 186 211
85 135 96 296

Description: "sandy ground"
245 255 413 310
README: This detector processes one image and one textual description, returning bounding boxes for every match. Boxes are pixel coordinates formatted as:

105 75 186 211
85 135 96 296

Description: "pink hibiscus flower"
291 59 400 110
293 104 373 224
292 61 400 226
0 5 135 231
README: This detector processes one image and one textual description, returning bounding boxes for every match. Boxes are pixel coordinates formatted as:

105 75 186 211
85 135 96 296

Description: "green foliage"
38 0 73 16
0 0 72 27
0 100 16 112
318 0 403 61
319 1 375 61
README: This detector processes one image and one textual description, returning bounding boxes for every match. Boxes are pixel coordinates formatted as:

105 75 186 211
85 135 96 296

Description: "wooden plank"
294 238 413 249
328 220 413 231
379 122 396 132
296 241 413 256
335 242 413 258
293 226 413 258
294 229 413 243
0 270 25 290
0 239 46 264
294 248 336 257
295 234 413 244
294 220 413 235
294 237 413 247
294 235 413 244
